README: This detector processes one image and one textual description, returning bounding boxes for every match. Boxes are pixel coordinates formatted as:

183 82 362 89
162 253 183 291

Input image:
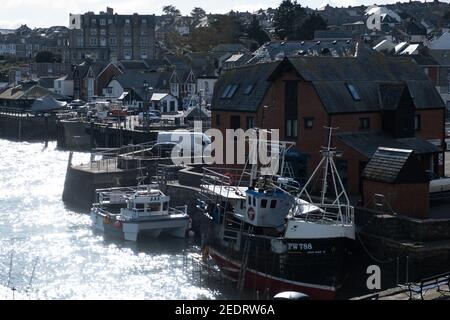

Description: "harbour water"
0 139 227 300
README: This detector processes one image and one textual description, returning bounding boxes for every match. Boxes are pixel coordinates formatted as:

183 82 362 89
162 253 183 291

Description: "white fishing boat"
90 184 190 241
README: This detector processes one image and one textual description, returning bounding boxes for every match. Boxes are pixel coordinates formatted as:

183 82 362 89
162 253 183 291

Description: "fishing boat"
198 128 355 299
91 184 190 241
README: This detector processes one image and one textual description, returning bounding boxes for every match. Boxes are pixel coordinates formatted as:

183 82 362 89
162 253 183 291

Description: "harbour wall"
0 113 57 141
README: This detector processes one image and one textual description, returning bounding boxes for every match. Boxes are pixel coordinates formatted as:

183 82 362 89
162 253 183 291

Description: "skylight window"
221 84 239 99
244 84 255 95
221 85 232 98
226 84 239 98
346 83 361 101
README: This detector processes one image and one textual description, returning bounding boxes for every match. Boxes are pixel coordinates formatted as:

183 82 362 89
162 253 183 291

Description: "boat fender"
188 217 193 229
114 221 122 229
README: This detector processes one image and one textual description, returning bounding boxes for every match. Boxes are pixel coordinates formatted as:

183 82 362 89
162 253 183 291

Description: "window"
89 37 97 47
163 202 168 211
125 19 130 24
91 19 96 24
100 38 107 47
414 114 421 131
248 196 251 206
221 84 239 99
100 29 106 36
108 19 113 24
270 200 277 209
216 114 221 126
286 119 298 138
346 83 361 101
230 115 241 130
261 199 267 208
124 37 132 46
100 19 106 26
109 37 116 46
244 84 255 95
142 18 147 24
246 116 254 129
304 117 314 129
359 117 370 130
90 28 97 36
140 37 148 46
221 85 232 98
253 197 256 207
227 84 239 98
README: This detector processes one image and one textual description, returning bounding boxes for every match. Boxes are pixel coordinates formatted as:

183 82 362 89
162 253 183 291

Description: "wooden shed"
362 147 429 219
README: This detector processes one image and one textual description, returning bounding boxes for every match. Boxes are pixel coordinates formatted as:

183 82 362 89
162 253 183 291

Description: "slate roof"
211 43 249 53
362 147 428 184
337 132 441 159
213 53 445 113
249 40 358 64
285 55 444 113
211 61 280 112
118 60 149 71
0 82 67 101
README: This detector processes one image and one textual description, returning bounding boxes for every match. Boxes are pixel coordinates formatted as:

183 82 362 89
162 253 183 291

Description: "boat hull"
209 247 337 300
91 209 189 241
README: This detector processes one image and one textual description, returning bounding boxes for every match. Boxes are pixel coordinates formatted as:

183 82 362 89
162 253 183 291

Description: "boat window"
253 197 256 207
240 200 245 210
261 199 267 208
135 203 145 211
163 202 168 211
248 196 251 206
270 200 277 209
150 203 161 211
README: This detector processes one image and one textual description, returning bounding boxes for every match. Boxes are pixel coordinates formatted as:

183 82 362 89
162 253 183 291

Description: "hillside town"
1 0 450 302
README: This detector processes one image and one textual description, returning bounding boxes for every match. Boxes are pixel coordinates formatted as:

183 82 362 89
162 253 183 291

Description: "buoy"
188 230 195 238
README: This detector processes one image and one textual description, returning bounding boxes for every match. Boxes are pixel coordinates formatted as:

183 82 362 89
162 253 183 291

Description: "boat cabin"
239 187 294 229
121 189 170 219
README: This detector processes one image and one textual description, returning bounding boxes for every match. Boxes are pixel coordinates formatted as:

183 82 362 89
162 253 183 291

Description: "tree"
35 51 60 63
191 7 206 22
162 5 181 16
273 0 306 40
294 13 327 40
246 17 270 46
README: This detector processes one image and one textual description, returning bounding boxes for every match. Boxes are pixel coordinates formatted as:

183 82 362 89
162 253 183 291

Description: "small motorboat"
91 184 190 241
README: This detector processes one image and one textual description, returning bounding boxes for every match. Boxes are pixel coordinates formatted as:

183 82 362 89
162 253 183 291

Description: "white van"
156 131 211 153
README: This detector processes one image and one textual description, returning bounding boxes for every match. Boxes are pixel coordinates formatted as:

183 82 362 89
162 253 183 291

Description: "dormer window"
346 83 361 101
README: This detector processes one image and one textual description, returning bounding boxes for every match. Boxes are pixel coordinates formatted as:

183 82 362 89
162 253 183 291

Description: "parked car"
426 170 450 195
139 111 161 124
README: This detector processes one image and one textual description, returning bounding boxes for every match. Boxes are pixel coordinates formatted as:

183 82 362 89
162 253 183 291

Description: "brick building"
211 47 445 195
67 7 156 63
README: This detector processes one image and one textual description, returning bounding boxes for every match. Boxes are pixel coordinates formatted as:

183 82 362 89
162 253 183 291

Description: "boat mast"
297 127 351 222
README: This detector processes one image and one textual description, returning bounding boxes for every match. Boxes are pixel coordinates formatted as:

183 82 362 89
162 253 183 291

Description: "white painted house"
54 75 74 97
151 93 178 113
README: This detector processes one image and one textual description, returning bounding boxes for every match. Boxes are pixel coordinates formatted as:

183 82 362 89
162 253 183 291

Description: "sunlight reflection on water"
0 140 220 300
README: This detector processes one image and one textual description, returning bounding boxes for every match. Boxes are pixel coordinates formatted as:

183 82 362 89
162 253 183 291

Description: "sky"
0 0 448 29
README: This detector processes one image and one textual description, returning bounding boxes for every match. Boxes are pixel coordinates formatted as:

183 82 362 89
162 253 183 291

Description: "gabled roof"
211 61 280 112
362 147 428 184
280 55 444 113
337 132 441 159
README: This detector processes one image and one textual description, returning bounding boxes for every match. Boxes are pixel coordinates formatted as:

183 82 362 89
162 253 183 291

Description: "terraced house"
211 45 446 195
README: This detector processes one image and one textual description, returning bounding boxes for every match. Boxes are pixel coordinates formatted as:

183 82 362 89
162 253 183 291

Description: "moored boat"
91 184 190 241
